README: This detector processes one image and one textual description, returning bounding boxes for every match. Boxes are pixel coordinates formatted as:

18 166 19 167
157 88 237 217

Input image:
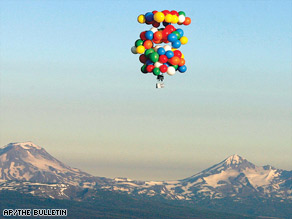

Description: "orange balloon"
152 39 162 44
178 58 185 66
154 31 163 40
184 17 191 25
169 56 180 65
143 40 153 49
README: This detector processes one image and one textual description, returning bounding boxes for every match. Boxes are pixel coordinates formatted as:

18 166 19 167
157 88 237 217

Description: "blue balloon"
178 65 187 73
145 31 154 40
164 62 170 67
176 29 184 37
172 40 181 49
165 50 174 58
146 60 154 65
145 12 154 22
167 33 177 42
157 47 166 55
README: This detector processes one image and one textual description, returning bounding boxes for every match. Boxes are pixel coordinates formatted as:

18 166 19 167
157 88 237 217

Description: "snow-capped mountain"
1 142 291 218
0 142 108 186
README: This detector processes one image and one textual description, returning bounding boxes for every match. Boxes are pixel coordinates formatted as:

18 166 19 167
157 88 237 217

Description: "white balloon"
154 45 162 52
167 66 176 76
131 46 137 54
150 27 158 33
154 62 163 68
163 45 172 51
178 15 185 23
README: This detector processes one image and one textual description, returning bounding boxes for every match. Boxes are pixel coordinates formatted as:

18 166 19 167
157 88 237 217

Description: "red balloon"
160 65 168 73
165 25 176 33
152 10 158 14
162 29 170 39
152 21 160 28
170 10 179 16
146 20 154 25
139 54 148 63
140 31 147 40
162 10 170 16
173 50 182 58
146 65 155 72
159 55 168 63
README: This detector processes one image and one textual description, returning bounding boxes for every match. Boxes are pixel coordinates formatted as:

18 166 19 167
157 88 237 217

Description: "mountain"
1 142 292 218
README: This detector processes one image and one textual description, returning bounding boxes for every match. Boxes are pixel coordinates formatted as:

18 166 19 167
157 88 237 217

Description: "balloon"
154 62 163 68
164 14 172 23
162 10 170 16
150 27 158 33
165 50 174 58
178 65 187 73
167 33 177 42
157 47 166 55
153 67 160 76
137 14 146 24
154 45 162 51
173 50 182 58
170 10 179 16
136 45 145 54
141 64 147 73
176 29 184 37
160 65 168 73
166 66 176 75
154 31 163 40
159 55 168 63
140 31 147 40
153 12 165 23
145 12 154 22
139 54 147 63
178 15 185 23
178 11 186 16
169 56 180 65
183 17 191 25
163 45 172 51
146 65 155 72
171 15 179 24
178 58 185 66
145 31 154 40
149 52 159 62
143 40 153 49
131 46 137 54
145 48 155 57
135 39 144 47
172 40 181 48
132 10 191 86
180 36 188 44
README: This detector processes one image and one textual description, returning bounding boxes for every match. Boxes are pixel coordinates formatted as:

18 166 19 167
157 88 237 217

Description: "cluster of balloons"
131 10 191 78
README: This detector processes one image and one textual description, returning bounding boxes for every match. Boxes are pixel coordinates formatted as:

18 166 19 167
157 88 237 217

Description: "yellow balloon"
181 53 184 59
154 12 165 23
180 36 188 45
171 15 179 24
164 14 172 23
137 14 145 24
136 45 145 54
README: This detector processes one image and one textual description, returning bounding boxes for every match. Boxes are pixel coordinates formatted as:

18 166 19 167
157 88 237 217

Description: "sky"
0 0 291 180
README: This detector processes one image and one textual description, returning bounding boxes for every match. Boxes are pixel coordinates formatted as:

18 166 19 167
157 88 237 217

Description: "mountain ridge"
1 142 291 218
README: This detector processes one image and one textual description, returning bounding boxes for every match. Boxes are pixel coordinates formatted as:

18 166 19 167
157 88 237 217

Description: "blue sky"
1 0 291 180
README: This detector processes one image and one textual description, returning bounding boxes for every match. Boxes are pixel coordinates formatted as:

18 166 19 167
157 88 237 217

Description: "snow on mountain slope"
0 142 106 185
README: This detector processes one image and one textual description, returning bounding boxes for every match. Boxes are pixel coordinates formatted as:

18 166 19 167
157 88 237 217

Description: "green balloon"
178 11 186 16
173 65 178 70
135 39 144 47
149 52 159 63
172 31 181 40
141 64 147 73
153 67 160 76
145 48 155 57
